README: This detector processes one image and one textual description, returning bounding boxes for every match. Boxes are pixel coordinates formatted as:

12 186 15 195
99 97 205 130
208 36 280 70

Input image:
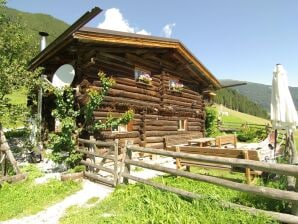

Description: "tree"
0 1 41 128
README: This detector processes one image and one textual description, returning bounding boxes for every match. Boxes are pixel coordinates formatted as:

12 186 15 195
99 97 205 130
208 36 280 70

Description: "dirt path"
0 179 114 224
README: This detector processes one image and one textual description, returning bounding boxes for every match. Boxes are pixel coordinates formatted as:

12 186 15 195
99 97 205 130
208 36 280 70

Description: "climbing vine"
47 86 80 168
47 72 134 168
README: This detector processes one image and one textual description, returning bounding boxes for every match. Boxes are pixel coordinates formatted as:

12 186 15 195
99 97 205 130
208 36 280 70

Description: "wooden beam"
0 173 27 185
78 138 114 147
171 53 205 85
80 160 114 174
76 148 115 161
94 57 134 72
98 52 134 66
142 53 177 69
126 53 162 70
84 171 114 186
128 146 298 177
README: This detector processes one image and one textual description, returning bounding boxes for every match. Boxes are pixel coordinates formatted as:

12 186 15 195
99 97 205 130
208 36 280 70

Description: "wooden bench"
164 133 203 149
215 134 237 148
167 145 261 184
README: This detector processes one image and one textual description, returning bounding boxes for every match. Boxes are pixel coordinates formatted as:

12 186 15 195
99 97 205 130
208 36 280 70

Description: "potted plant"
138 73 152 84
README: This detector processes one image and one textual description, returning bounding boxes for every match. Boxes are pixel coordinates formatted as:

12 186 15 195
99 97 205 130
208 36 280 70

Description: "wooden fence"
120 145 298 224
76 137 119 186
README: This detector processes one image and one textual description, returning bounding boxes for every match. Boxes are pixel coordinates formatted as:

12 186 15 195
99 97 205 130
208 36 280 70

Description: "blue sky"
7 0 298 87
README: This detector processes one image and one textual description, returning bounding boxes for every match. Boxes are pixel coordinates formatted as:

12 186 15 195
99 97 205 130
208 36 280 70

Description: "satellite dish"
52 64 75 88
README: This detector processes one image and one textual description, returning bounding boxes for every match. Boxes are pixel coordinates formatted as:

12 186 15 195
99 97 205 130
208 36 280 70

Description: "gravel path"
0 179 114 224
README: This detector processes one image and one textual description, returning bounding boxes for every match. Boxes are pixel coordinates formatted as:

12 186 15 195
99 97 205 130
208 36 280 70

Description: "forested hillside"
215 88 269 119
0 7 69 52
221 79 298 112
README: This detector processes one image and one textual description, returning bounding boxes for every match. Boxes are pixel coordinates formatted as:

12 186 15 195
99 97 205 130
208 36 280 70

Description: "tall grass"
0 165 82 221
60 169 282 224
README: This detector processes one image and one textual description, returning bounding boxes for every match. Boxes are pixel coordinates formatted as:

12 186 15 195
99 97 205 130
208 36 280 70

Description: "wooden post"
0 151 5 176
0 127 20 174
291 177 298 216
113 139 119 186
89 135 96 173
123 141 132 184
243 150 251 185
118 140 127 184
175 146 181 169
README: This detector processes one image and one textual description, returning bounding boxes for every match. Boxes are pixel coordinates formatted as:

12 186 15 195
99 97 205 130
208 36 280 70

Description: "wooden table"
188 137 215 147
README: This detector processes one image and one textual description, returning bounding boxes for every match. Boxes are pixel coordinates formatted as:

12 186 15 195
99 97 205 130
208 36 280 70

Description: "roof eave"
28 7 102 70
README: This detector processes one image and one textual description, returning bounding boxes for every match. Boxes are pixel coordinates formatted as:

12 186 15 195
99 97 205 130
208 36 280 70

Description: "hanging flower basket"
138 73 152 84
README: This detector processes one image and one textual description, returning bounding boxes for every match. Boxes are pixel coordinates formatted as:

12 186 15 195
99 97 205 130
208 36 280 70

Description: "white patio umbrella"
270 64 298 163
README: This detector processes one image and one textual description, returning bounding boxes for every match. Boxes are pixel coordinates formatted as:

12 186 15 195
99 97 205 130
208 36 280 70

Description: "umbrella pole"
288 131 297 164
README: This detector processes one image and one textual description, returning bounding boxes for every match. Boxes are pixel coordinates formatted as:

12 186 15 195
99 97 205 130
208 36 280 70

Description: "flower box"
169 81 184 92
138 73 152 85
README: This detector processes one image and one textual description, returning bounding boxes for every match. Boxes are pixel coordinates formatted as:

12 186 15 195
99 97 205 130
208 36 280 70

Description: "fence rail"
77 137 119 186
120 145 298 224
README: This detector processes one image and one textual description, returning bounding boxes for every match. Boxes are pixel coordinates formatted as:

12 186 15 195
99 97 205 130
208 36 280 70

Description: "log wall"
76 53 206 150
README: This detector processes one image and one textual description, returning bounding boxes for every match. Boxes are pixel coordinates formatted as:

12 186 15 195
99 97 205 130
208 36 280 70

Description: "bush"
237 125 267 142
205 106 220 137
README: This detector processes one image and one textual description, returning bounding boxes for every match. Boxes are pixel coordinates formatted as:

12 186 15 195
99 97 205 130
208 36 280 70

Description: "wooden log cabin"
29 22 221 150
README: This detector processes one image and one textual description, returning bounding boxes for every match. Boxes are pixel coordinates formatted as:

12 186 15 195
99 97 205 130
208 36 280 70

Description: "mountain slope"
0 7 69 50
221 79 298 112
214 87 269 119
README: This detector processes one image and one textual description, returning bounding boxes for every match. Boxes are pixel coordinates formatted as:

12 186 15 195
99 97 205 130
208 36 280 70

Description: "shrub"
205 106 220 137
237 125 267 142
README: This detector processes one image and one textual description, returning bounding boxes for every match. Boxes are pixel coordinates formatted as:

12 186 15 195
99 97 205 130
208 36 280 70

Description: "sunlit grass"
6 89 27 105
60 168 283 224
216 104 269 125
2 89 27 128
0 165 82 221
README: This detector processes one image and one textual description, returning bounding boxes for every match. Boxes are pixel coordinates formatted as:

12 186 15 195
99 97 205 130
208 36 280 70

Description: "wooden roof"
29 10 221 89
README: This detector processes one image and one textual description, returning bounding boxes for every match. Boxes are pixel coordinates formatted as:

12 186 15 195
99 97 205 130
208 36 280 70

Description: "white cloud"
162 23 176 38
98 8 150 35
136 29 151 35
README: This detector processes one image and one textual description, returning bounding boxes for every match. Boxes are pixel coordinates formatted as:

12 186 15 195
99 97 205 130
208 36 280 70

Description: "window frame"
169 79 179 90
178 119 187 131
111 124 128 133
134 67 151 81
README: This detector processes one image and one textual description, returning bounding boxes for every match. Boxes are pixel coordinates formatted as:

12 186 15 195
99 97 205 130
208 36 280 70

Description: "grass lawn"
217 105 269 125
6 89 27 105
2 89 27 128
0 165 82 221
60 169 283 224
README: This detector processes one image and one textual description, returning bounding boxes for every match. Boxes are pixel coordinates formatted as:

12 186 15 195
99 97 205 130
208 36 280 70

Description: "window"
178 119 187 131
169 80 178 88
135 67 152 84
112 124 128 133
